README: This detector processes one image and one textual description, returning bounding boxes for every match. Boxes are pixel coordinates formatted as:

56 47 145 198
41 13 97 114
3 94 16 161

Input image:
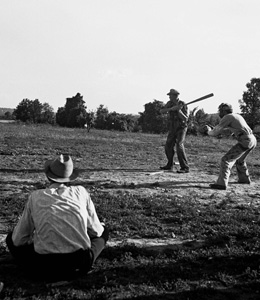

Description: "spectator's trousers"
6 226 109 279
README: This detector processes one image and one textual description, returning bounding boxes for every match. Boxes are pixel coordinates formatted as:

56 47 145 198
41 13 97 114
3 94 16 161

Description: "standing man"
205 103 257 190
160 88 189 173
6 154 109 279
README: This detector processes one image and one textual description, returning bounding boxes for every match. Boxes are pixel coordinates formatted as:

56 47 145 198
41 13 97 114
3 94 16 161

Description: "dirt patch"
82 166 260 206
1 164 260 249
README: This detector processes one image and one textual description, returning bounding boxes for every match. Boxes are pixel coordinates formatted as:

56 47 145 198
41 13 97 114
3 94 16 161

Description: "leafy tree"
56 107 67 126
31 99 42 123
4 111 13 120
124 114 140 132
239 78 260 129
106 112 138 132
195 109 209 126
106 112 128 131
95 104 109 129
187 107 199 135
39 103 55 124
91 106 139 132
13 99 33 122
67 107 84 128
13 99 54 124
188 108 218 135
138 99 168 133
56 93 87 128
106 111 120 130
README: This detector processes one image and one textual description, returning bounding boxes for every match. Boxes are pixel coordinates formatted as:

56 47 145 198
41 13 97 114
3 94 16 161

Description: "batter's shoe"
160 165 173 170
209 183 226 190
177 168 189 173
238 180 251 184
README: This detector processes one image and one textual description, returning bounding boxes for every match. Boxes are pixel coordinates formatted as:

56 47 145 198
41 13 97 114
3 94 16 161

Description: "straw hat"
44 154 79 183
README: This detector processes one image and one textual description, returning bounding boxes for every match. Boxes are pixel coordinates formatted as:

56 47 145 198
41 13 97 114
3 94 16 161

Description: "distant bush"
0 108 15 120
188 107 219 136
239 77 260 130
138 100 168 134
56 93 87 128
13 99 55 124
93 104 140 132
3 111 15 121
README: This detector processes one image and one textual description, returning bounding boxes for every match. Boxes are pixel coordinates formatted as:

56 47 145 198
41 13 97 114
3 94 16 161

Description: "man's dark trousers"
164 127 189 170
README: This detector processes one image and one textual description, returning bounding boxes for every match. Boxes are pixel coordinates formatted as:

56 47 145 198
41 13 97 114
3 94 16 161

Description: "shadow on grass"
0 168 150 174
0 168 155 175
78 168 156 173
80 180 212 190
0 177 212 190
0 168 214 191
1 248 260 299
0 180 46 189
0 168 43 174
0 168 169 175
131 283 260 300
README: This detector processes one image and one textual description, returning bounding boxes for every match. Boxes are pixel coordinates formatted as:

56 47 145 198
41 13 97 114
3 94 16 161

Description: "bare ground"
1 163 260 249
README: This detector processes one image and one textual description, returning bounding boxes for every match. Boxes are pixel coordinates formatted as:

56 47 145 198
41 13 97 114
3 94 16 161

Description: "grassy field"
0 123 260 299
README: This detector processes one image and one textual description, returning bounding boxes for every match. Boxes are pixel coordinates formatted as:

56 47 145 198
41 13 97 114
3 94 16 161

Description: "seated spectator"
6 154 109 280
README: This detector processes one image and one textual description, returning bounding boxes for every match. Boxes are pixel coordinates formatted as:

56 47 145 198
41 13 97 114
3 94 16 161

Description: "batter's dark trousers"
164 128 189 170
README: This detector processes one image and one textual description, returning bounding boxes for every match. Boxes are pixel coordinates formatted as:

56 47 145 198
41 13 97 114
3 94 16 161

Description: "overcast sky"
0 0 259 115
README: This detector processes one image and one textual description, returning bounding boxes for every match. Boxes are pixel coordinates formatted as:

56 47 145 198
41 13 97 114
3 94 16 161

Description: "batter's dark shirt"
165 100 188 132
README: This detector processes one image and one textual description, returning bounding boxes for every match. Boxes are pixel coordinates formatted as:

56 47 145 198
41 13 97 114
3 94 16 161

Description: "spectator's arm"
12 196 35 246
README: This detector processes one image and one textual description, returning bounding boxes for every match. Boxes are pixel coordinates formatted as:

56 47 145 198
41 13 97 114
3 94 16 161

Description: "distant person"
6 154 109 279
84 122 93 132
205 103 257 190
85 112 95 132
160 89 189 173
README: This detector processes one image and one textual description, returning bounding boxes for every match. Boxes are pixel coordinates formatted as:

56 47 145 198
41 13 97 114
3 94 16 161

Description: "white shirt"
12 183 104 254
208 113 252 137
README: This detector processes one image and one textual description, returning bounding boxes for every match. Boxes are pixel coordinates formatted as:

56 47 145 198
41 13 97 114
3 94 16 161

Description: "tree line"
8 78 260 134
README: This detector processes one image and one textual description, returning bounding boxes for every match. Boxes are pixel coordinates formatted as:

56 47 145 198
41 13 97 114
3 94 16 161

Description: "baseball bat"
186 93 214 106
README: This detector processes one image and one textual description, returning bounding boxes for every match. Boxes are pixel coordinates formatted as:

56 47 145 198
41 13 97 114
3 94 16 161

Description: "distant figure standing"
84 122 93 132
160 89 189 173
6 154 109 279
205 103 257 190
85 111 95 132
